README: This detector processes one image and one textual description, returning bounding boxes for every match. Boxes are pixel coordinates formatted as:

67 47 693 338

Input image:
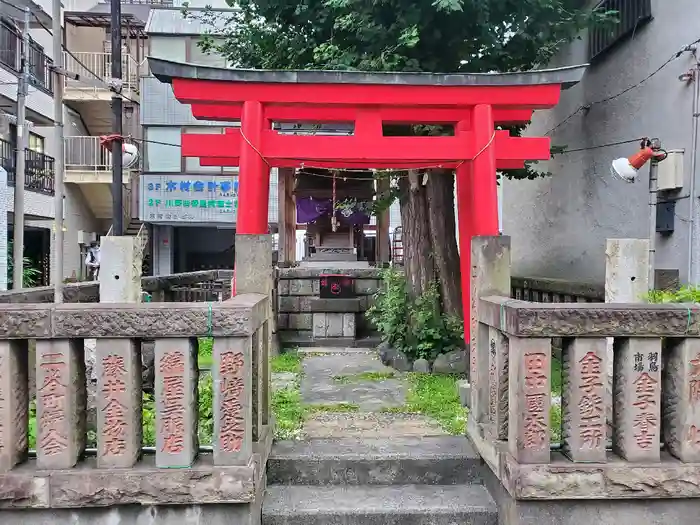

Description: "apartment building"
141 6 281 275
0 0 84 289
504 0 700 286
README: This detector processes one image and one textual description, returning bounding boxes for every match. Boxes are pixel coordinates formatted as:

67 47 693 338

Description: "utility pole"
12 7 30 290
110 0 124 236
52 0 64 302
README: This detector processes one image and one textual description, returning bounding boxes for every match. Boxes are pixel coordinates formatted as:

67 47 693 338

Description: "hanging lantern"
123 143 140 169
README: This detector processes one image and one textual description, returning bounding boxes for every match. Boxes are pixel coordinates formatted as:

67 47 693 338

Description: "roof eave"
148 57 588 90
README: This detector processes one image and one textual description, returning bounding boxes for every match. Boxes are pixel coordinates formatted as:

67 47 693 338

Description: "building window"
589 0 653 61
29 132 44 153
0 20 19 71
182 127 224 173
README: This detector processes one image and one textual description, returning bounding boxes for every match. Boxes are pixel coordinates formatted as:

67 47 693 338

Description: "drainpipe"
648 160 657 289
688 56 700 284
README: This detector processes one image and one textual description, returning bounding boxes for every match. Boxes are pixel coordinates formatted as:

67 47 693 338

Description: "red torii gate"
148 58 586 343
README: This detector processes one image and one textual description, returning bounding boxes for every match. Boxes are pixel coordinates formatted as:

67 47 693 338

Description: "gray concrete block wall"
275 268 382 343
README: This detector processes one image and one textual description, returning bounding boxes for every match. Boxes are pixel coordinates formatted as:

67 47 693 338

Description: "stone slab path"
294 347 448 439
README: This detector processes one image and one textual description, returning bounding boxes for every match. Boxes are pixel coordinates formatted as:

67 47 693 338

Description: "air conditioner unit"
77 230 97 245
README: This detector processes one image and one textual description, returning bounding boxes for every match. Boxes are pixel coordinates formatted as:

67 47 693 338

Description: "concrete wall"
503 0 699 284
34 108 100 282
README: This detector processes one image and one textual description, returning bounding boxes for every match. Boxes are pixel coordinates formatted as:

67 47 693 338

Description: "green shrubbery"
366 268 464 361
647 286 700 304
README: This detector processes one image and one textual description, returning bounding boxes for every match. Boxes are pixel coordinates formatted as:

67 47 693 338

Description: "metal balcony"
0 138 56 196
62 51 140 96
65 135 113 175
0 20 54 94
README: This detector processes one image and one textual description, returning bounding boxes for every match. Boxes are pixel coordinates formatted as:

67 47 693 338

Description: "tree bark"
398 170 435 298
426 169 463 320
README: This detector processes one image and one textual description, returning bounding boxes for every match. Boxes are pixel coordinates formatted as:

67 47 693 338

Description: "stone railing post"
562 337 607 462
251 328 263 442
0 340 29 472
470 235 511 429
605 239 649 439
36 339 86 469
95 338 142 468
487 326 509 440
261 320 271 427
213 335 252 465
155 338 198 468
508 336 551 464
612 337 662 462
664 338 700 462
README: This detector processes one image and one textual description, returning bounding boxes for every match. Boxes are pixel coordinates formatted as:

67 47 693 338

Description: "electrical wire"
546 36 700 136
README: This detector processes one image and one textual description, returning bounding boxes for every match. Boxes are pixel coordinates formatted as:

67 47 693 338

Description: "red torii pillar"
149 58 586 344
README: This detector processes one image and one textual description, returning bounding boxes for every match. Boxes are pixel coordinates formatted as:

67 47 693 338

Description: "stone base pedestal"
99 236 143 303
312 313 356 338
309 297 360 344
482 465 700 525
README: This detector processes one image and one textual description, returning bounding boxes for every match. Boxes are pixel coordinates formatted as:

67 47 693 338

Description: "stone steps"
262 437 497 525
267 436 483 485
262 484 497 525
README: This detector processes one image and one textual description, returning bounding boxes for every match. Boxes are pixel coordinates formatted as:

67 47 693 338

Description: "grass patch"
383 373 467 435
272 351 302 374
272 386 306 440
551 356 562 397
198 337 213 369
271 349 305 440
550 403 562 443
333 371 395 383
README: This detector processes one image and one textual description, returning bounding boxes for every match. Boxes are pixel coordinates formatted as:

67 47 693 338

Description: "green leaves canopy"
197 0 603 75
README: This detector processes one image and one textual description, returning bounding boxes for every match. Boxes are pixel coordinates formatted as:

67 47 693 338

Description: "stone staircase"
262 435 498 525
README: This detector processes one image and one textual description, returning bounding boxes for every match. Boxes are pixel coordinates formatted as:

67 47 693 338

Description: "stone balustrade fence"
0 269 234 304
469 235 700 502
510 276 604 303
0 293 271 509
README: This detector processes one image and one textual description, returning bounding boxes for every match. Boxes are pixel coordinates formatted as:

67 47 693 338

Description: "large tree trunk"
398 170 435 299
398 169 462 321
426 169 463 320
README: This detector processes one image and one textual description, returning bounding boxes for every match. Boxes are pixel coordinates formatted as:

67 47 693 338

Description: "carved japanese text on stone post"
36 339 85 470
487 326 508 440
663 338 700 462
102 354 127 454
0 341 28 472
219 350 245 453
160 351 186 454
470 263 478 379
562 338 607 462
96 339 141 468
523 353 548 450
213 337 252 466
39 351 68 457
613 338 661 462
508 337 551 464
155 338 197 468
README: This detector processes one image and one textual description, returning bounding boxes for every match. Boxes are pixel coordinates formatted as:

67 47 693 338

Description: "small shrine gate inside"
149 58 586 344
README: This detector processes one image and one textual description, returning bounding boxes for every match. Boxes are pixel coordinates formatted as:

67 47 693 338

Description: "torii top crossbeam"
148 57 587 343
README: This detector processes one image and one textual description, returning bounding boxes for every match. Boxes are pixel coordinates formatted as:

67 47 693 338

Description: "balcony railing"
0 138 56 196
65 136 113 173
63 52 139 93
25 149 56 195
0 21 54 94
